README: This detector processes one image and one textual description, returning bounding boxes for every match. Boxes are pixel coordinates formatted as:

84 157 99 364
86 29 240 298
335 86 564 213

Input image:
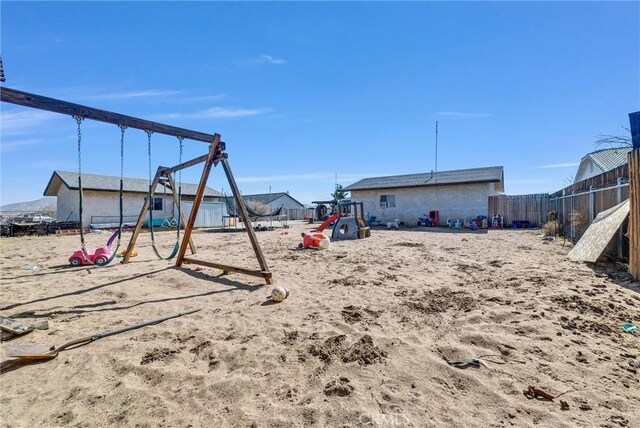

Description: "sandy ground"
1 224 639 428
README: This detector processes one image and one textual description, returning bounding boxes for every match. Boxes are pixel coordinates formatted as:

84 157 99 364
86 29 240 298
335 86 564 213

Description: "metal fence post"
589 185 595 222
617 177 624 259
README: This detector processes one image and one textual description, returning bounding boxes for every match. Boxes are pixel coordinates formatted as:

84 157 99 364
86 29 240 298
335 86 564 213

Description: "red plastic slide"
314 213 339 232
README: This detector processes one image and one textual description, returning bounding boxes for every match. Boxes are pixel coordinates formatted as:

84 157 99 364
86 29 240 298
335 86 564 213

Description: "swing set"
1 86 273 284
68 117 126 267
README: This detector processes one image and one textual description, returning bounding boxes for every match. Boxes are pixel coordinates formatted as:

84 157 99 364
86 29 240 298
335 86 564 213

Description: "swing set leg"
175 137 273 285
165 172 196 254
123 168 197 263
123 169 162 264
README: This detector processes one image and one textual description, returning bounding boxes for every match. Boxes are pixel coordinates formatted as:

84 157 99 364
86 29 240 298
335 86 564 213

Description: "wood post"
220 157 272 279
175 137 219 265
122 167 198 262
164 172 196 255
617 177 624 259
123 169 162 263
628 112 639 280
628 149 639 280
174 140 272 284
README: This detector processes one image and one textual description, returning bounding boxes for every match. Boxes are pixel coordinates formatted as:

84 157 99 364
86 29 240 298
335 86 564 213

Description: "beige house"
573 147 631 182
43 171 222 228
343 166 504 225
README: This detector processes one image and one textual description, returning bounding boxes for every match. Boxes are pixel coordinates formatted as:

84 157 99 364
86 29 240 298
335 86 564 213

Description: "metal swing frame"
0 86 272 284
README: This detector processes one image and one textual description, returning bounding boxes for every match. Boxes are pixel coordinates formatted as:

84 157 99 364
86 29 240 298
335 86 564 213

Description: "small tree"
331 184 349 214
331 184 348 202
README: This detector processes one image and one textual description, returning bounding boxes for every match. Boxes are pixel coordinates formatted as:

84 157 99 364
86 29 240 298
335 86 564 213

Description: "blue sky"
1 2 639 205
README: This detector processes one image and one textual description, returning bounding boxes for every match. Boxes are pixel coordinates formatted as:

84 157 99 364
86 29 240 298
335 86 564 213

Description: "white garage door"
181 201 223 228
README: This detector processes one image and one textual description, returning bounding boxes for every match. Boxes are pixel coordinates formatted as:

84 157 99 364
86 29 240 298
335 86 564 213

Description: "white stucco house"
574 147 631 182
44 171 222 228
343 166 505 225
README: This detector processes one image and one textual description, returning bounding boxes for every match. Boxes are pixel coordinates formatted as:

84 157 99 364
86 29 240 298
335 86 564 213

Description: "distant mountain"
0 197 56 213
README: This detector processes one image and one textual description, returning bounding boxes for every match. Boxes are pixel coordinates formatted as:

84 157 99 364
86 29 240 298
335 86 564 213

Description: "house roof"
574 147 632 182
242 192 304 208
343 166 504 192
43 171 222 197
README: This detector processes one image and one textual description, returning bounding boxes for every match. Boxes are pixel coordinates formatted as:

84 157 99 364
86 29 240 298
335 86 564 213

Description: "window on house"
150 197 163 211
379 195 396 208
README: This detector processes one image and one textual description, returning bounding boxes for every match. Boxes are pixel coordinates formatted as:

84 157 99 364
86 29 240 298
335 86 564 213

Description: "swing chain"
146 130 153 185
117 125 127 249
74 116 84 176
177 136 184 186
176 136 184 234
119 125 127 179
74 115 86 252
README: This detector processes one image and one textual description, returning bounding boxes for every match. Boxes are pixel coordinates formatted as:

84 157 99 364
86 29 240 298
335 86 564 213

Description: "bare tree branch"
594 125 632 148
594 135 632 148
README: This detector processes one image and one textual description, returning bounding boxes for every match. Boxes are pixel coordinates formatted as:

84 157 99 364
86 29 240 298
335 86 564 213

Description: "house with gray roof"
44 171 223 228
242 192 304 210
343 166 504 225
574 147 632 183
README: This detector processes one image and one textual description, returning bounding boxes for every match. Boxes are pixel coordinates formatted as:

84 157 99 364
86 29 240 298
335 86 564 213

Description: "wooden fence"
550 164 629 197
490 162 632 261
546 163 630 260
488 194 550 227
629 148 639 279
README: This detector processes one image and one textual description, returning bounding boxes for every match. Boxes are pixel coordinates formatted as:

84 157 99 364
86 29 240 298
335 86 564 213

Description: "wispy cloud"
1 111 61 136
258 54 287 65
236 54 287 68
0 138 43 152
23 159 71 169
175 94 227 104
437 111 492 118
53 86 225 105
90 89 183 100
154 107 272 120
536 162 579 169
508 178 551 184
236 172 373 184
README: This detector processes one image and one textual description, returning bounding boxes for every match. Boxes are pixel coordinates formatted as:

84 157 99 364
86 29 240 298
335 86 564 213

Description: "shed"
43 171 222 228
343 166 504 225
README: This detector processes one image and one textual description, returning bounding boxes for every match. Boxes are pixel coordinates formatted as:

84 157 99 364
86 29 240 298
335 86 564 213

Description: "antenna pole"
269 185 272 229
435 121 438 177
434 121 438 224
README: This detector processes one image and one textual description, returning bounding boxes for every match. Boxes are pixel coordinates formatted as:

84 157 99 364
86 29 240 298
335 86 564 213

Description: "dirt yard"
1 225 639 427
